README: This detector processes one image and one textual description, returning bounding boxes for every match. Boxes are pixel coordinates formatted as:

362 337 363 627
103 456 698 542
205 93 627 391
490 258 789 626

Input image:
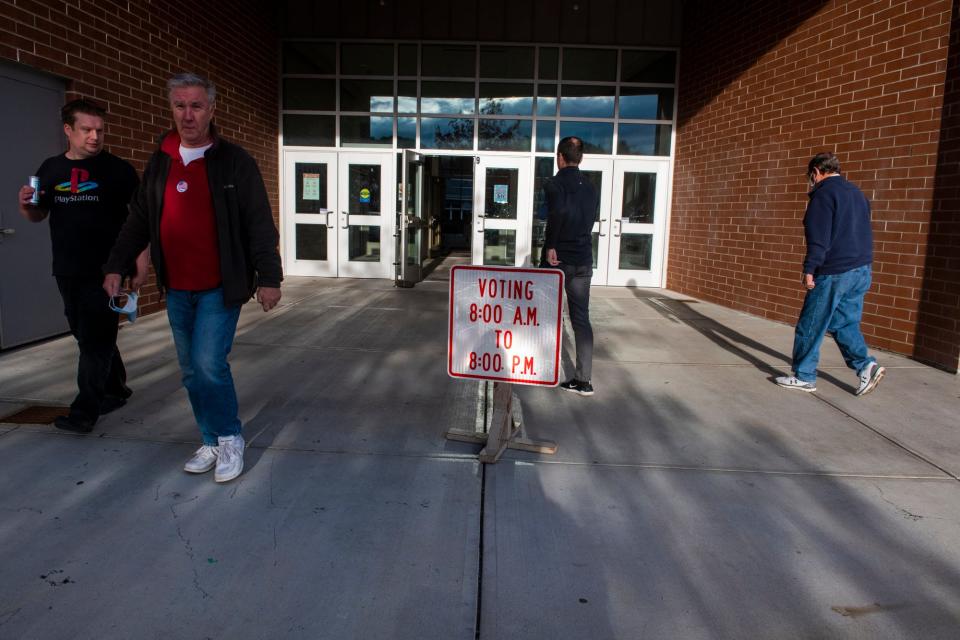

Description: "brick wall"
0 0 279 316
914 1 960 371
671 0 957 370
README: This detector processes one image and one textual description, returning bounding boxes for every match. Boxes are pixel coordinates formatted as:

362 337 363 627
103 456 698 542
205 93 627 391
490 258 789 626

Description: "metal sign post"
446 265 563 463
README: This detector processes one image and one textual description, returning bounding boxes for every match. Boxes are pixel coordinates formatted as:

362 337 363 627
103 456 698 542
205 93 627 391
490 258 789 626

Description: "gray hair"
167 73 216 105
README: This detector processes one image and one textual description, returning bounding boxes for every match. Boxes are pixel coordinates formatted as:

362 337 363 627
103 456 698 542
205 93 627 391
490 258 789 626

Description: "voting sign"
448 266 564 386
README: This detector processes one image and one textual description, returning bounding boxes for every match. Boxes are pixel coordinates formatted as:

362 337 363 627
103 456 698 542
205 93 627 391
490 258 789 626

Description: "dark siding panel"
339 0 368 37
478 0 506 42
421 0 451 40
615 0 645 46
450 0 478 41
283 0 315 36
559 0 588 44
504 0 534 42
588 0 617 45
643 0 681 45
368 0 397 38
533 0 560 43
396 0 422 39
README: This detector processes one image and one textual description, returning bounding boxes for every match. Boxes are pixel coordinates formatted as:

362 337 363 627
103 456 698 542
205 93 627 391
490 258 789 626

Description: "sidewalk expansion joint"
501 458 953 481
812 394 960 482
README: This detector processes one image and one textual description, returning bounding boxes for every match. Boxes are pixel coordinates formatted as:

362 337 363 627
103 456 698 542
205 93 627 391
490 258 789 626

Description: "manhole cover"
1 406 68 425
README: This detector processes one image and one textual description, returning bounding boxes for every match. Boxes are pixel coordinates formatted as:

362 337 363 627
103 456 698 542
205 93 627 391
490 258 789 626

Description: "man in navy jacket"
776 152 885 395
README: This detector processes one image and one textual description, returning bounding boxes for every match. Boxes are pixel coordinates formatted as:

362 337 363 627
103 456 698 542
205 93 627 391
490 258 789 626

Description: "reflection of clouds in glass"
535 121 555 152
369 96 393 112
479 97 533 115
559 121 613 154
619 94 658 119
398 96 417 112
369 117 392 140
397 117 416 147
536 97 556 116
559 96 615 118
421 98 475 114
618 124 655 155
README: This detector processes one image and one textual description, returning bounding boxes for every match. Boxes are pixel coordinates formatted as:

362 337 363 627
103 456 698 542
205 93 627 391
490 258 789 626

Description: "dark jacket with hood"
105 126 282 306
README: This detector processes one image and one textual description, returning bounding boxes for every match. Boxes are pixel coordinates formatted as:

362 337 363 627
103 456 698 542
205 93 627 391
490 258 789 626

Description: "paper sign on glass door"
493 184 509 204
302 174 320 200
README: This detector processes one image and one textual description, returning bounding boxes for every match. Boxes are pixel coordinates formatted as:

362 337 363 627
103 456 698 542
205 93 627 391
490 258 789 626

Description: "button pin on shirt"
176 180 188 193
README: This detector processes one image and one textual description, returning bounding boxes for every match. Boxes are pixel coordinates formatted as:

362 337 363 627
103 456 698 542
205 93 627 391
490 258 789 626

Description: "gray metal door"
0 62 67 348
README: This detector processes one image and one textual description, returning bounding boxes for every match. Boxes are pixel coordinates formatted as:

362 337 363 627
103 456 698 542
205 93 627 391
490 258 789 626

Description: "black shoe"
54 415 95 434
100 395 127 415
559 379 594 396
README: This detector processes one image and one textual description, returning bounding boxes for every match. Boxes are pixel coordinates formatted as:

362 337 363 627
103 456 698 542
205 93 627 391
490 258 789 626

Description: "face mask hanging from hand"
109 290 139 323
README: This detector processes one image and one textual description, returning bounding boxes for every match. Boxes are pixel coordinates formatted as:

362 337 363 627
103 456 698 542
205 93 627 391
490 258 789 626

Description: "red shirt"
159 132 221 290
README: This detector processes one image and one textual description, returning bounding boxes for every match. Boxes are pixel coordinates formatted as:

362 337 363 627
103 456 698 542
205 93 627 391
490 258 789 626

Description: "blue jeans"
561 263 594 382
792 264 875 383
166 288 242 445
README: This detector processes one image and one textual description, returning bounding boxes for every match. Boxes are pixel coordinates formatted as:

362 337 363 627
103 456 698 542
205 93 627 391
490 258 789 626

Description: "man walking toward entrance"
17 99 145 433
776 152 885 395
542 136 598 396
103 73 283 482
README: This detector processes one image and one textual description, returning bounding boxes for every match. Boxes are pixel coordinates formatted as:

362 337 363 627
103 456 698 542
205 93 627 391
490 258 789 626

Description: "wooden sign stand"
446 382 557 464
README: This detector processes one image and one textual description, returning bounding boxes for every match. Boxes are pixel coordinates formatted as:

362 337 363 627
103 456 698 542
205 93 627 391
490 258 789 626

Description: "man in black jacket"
776 152 884 396
104 73 282 482
542 136 598 396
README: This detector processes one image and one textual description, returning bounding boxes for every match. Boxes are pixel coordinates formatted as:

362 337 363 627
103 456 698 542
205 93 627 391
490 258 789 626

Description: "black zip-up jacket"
543 166 598 267
105 127 282 306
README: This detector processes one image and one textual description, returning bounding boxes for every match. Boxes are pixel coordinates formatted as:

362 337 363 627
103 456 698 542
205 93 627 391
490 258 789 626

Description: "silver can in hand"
29 176 40 205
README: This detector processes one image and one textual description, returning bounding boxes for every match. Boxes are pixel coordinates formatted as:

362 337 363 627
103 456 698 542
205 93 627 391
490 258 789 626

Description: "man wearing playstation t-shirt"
18 99 147 433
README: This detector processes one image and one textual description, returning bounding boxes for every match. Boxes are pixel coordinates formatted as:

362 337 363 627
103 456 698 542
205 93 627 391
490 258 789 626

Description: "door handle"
0 228 15 235
323 210 334 229
341 211 349 229
613 219 622 238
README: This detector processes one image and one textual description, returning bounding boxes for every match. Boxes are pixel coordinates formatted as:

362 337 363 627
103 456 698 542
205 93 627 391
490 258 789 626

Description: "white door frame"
606 158 670 287
336 152 396 279
282 150 338 277
472 155 532 267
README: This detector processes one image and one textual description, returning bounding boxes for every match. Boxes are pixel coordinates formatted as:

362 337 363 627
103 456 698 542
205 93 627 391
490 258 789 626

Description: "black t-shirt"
35 151 139 277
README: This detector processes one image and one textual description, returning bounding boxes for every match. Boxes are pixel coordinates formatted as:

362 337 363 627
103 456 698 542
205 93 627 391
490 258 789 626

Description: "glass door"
398 149 425 286
576 157 614 285
472 156 531 267
337 153 396 279
283 151 338 277
606 159 669 287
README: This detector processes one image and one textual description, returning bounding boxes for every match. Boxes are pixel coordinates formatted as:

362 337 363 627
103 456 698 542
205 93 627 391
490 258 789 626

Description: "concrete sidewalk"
1 274 958 639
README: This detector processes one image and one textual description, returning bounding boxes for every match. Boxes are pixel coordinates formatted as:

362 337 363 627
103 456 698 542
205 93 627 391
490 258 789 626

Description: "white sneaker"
856 362 885 396
775 375 817 392
184 445 219 473
214 435 245 483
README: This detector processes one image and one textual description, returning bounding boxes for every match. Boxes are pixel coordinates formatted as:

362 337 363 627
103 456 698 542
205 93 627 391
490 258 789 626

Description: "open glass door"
606 159 669 287
472 156 531 267
283 151 338 277
398 149 425 286
337 153 395 278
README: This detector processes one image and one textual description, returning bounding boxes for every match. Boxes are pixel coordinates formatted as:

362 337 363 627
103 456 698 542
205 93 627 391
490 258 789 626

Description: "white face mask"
109 291 138 323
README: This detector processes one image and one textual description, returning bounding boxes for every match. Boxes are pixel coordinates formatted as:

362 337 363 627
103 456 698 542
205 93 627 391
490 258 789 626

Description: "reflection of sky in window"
369 117 392 139
535 120 555 152
619 94 659 119
398 96 417 112
559 121 613 154
618 124 655 155
421 97 475 114
341 116 392 145
536 96 557 116
559 96 615 118
421 117 474 149
369 96 393 112
397 117 416 147
479 97 533 115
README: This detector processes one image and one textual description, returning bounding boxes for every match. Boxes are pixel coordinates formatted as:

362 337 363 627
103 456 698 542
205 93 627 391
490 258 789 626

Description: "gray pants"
561 264 594 382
